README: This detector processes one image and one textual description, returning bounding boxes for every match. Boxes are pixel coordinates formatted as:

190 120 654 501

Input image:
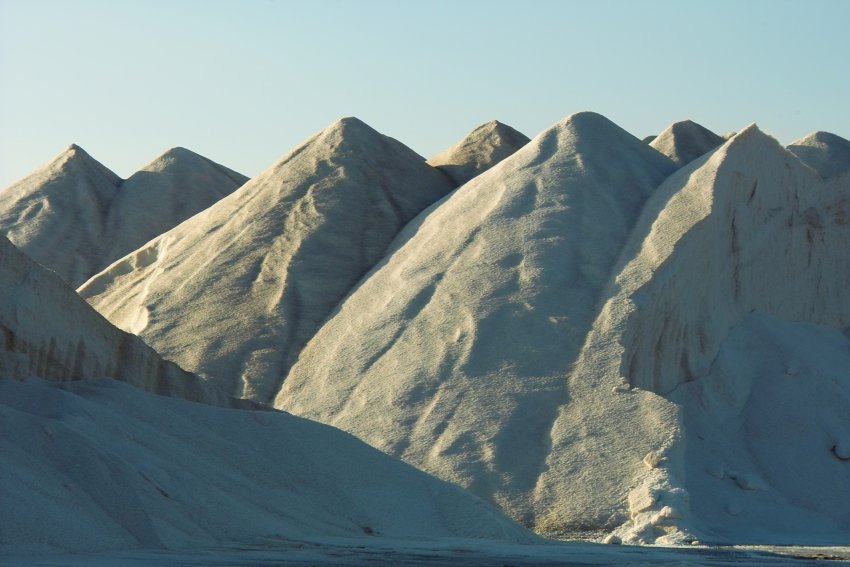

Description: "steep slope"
0 145 246 286
670 313 850 545
787 131 850 178
0 145 122 286
102 147 248 268
540 126 850 543
0 235 236 407
81 118 455 403
0 377 535 554
650 120 725 167
427 121 530 185
278 112 677 526
585 125 850 396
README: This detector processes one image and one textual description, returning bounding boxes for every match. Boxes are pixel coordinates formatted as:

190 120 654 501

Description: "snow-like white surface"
596 125 850 395
553 125 850 543
0 235 234 407
0 378 535 554
9 111 849 553
787 131 850 178
80 118 454 403
278 112 677 531
670 313 850 545
280 115 850 544
0 145 246 287
427 120 530 186
649 120 725 167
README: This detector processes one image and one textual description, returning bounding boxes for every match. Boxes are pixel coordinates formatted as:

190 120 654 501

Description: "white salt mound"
280 114 850 544
667 313 850 544
0 235 235 407
278 111 677 530
571 125 850 544
597 125 850 396
650 120 725 167
0 145 246 286
427 120 530 185
787 131 850 178
81 118 455 404
0 377 535 554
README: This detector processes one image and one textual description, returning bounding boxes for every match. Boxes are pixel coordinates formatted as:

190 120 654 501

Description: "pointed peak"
549 111 655 150
258 117 430 183
311 116 390 152
160 146 201 159
728 123 766 141
510 112 676 180
787 130 850 179
427 120 530 185
642 135 657 144
135 146 212 174
133 147 248 185
60 143 94 162
789 130 850 148
148 146 211 167
650 119 725 167
709 124 788 166
326 116 378 137
50 144 118 181
469 120 528 138
558 111 619 132
668 119 721 137
654 119 723 142
547 111 662 153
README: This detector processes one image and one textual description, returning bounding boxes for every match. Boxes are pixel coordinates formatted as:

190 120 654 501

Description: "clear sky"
1 0 848 188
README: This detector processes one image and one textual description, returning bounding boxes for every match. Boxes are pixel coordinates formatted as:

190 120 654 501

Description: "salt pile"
553 124 850 544
0 145 246 286
280 115 850 544
0 378 533 554
0 234 233 406
80 118 454 403
35 111 850 547
427 120 530 185
787 131 850 178
278 112 677 528
0 235 534 554
649 119 725 167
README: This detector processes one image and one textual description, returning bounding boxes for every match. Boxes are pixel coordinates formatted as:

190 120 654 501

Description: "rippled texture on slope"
0 146 246 287
278 112 676 529
81 118 454 403
427 121 530 186
548 126 850 544
0 235 235 407
787 131 850 179
649 120 725 167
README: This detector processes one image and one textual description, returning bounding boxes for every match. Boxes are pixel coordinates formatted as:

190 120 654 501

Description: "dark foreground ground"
5 537 850 566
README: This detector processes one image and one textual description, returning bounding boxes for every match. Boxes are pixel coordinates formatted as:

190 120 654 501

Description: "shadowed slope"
540 126 850 543
428 121 530 185
278 112 676 528
650 120 725 167
0 145 246 286
81 118 455 403
0 235 238 407
787 131 850 178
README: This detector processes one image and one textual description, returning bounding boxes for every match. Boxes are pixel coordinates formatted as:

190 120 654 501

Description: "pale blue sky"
1 0 848 188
